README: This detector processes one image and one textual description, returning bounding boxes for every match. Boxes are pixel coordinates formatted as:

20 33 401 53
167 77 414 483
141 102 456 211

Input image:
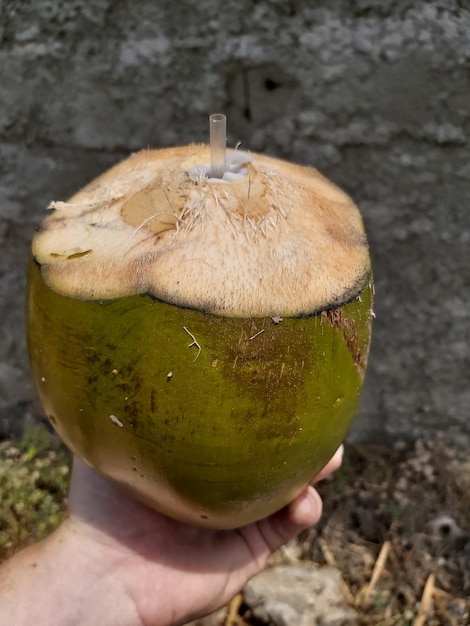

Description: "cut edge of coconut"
32 145 371 317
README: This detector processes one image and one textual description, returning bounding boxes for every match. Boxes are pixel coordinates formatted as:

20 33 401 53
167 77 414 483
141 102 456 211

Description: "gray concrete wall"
1 0 469 442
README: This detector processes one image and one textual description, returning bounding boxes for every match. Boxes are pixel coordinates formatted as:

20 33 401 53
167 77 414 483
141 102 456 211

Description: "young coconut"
27 115 373 529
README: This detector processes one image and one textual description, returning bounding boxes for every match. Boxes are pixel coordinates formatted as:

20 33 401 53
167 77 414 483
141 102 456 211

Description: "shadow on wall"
225 64 298 147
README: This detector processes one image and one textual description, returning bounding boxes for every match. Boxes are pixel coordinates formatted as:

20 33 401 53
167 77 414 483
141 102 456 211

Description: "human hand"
61 447 343 626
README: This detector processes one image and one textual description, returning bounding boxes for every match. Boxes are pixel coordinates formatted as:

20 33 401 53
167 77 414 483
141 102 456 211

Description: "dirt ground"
1 428 469 625
300 435 470 625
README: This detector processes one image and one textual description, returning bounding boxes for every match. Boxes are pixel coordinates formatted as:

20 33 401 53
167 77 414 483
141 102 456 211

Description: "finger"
312 445 344 484
287 485 323 528
254 486 323 554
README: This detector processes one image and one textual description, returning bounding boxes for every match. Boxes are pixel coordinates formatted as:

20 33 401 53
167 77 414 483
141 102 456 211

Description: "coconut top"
32 145 370 317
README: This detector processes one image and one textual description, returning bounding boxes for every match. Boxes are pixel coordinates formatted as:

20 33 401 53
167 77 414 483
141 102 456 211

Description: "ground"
0 424 469 625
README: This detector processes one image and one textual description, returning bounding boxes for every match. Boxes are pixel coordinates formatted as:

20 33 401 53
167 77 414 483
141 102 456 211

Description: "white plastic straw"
209 113 226 178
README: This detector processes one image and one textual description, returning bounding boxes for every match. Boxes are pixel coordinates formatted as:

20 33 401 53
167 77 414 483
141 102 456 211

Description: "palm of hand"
65 454 340 626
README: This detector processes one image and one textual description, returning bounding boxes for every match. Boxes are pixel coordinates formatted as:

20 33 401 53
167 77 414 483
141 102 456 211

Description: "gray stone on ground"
244 564 357 626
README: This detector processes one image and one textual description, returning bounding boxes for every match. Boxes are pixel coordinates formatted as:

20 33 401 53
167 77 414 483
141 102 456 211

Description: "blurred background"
0 0 469 444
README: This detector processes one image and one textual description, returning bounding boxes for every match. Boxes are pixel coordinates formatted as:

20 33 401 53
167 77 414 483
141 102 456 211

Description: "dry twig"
414 573 435 626
318 538 356 606
358 540 391 607
225 594 247 626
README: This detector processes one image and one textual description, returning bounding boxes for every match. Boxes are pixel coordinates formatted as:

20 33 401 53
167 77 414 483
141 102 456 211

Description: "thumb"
254 486 323 555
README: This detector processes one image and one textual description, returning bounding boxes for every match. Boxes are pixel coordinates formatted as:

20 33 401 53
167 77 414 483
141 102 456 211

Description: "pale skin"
0 447 343 626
